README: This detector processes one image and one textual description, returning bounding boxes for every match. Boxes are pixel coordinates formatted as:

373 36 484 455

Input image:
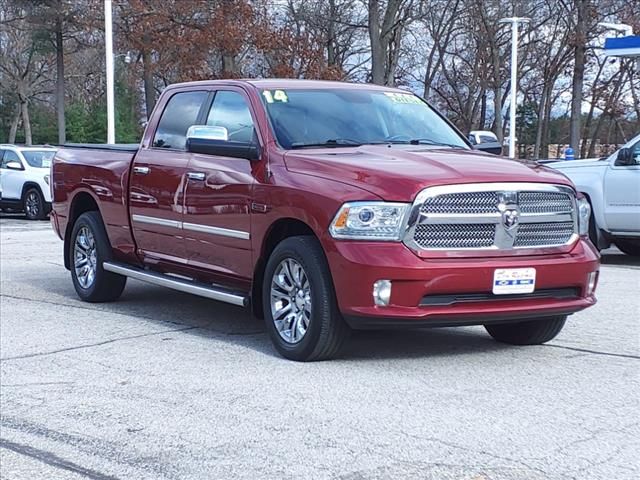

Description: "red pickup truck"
51 79 599 361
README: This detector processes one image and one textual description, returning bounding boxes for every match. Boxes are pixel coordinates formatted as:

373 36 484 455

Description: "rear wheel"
70 211 126 302
484 315 567 345
262 236 349 361
615 239 640 257
23 188 46 220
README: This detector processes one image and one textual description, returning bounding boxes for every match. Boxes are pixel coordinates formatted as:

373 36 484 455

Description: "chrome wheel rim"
270 258 311 344
25 192 40 217
74 226 97 289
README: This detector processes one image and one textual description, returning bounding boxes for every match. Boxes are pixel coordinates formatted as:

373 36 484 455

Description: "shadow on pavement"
33 277 508 361
600 250 640 267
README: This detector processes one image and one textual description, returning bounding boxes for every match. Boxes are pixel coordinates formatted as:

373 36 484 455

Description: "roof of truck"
165 78 410 93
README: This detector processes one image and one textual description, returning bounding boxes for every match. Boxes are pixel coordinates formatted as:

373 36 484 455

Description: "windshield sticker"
383 92 423 105
42 158 52 168
262 90 288 103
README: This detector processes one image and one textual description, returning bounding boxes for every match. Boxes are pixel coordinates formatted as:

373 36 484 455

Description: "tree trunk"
8 104 21 144
55 12 65 145
569 0 587 158
222 53 238 76
141 49 155 120
533 84 548 159
368 0 385 85
21 100 32 146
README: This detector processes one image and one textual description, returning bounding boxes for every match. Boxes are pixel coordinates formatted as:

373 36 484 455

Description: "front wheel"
70 211 127 302
615 239 640 257
23 188 46 220
484 315 567 345
262 236 349 361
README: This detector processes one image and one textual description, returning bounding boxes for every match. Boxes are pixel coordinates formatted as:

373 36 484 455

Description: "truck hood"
284 146 574 202
545 158 608 170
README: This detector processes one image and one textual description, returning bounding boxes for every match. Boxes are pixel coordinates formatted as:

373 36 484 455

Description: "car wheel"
614 239 640 257
23 188 46 220
70 211 126 302
262 236 349 361
484 315 567 345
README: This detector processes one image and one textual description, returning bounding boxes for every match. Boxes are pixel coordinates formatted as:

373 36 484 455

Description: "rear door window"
153 91 208 150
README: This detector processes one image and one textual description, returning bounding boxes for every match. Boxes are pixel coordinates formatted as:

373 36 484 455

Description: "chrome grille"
404 183 577 253
414 224 495 249
519 192 573 214
420 192 498 214
514 222 575 247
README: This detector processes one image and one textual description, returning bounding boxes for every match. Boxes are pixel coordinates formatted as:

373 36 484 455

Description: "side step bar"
103 262 248 307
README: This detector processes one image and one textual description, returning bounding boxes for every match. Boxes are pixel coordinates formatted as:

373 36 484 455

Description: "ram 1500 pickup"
51 80 600 361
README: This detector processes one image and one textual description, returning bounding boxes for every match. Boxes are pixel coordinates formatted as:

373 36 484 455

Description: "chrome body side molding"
131 214 250 240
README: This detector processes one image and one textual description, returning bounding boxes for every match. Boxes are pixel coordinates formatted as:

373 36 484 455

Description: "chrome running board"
103 262 248 307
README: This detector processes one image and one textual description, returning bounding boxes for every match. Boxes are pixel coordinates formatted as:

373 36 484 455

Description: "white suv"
548 133 640 256
0 145 56 220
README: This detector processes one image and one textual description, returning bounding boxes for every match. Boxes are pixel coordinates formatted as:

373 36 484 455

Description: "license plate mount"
493 268 536 295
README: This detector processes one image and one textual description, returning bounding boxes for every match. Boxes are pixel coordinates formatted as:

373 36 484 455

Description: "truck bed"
51 144 139 266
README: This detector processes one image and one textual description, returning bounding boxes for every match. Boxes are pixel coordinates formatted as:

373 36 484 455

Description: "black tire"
615 239 640 257
23 187 46 220
262 235 349 361
484 315 567 345
70 211 126 302
587 206 601 251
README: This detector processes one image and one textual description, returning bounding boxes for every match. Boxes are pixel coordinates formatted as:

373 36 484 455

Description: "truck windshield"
260 88 469 150
22 150 55 168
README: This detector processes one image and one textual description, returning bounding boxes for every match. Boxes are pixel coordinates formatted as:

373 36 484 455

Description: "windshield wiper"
290 138 363 149
407 138 465 149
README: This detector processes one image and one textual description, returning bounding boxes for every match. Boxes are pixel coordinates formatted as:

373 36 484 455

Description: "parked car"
51 80 599 361
547 134 640 256
0 144 56 220
468 130 503 155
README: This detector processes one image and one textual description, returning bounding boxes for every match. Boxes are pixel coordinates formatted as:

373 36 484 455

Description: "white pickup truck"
548 134 640 256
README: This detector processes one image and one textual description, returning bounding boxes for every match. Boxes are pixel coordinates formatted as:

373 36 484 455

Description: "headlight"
329 202 410 240
577 197 591 236
44 174 50 185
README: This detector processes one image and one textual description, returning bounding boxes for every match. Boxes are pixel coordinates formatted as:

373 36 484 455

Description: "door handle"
133 166 149 175
187 172 206 181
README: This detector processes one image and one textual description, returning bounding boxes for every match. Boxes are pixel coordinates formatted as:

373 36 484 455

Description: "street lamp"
105 0 115 144
499 16 530 159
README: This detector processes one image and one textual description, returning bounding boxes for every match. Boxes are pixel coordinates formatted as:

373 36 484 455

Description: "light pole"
104 0 115 144
499 17 530 158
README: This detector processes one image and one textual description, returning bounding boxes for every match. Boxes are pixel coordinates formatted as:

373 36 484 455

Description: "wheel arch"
251 217 318 319
21 181 44 201
63 190 104 270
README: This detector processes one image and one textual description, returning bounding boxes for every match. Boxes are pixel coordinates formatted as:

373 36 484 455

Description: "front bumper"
323 238 599 329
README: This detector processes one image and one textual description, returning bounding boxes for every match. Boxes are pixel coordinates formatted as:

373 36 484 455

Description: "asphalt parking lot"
1 214 639 480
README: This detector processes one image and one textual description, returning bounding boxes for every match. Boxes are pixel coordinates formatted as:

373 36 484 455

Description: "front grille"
414 224 495 249
518 192 573 214
513 222 575 247
405 184 577 252
420 192 498 214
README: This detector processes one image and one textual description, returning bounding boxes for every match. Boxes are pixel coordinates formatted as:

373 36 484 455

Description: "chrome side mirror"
186 125 228 142
185 125 259 160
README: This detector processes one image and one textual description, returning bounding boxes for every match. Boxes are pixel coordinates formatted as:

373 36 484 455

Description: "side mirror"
473 142 503 156
615 147 634 166
186 125 259 160
5 161 23 171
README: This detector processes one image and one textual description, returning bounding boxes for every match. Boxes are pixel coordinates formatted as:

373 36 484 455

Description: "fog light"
587 271 598 295
373 280 392 306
